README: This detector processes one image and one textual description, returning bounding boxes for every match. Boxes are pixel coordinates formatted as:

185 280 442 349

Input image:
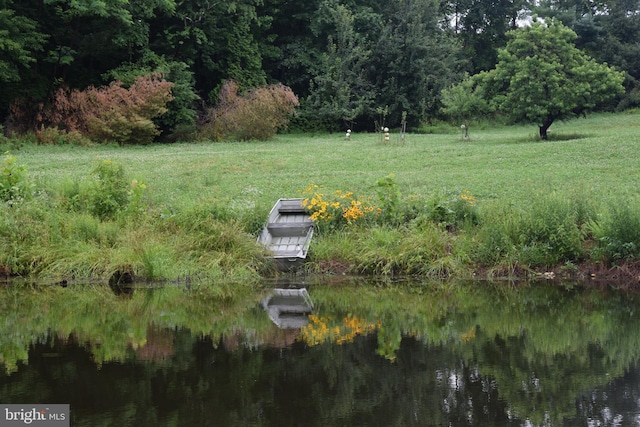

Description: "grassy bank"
1 111 640 285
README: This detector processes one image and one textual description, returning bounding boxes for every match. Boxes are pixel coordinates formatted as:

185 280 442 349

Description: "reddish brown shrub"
12 74 174 145
202 80 299 141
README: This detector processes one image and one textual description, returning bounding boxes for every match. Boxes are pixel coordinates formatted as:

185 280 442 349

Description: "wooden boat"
261 288 314 329
257 198 314 271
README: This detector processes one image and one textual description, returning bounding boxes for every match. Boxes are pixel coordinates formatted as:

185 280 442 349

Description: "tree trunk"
539 116 554 140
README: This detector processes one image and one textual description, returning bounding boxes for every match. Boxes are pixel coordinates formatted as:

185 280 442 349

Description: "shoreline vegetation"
1 111 640 288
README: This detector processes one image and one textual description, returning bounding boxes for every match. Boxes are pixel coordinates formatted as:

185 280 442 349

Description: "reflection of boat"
261 288 314 329
257 198 314 271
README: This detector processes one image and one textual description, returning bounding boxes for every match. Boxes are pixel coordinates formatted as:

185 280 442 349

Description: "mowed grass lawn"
16 111 640 214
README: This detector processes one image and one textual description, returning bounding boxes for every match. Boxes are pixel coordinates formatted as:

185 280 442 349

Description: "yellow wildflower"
461 190 476 206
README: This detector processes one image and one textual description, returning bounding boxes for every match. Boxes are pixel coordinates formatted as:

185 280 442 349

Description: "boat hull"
258 198 314 271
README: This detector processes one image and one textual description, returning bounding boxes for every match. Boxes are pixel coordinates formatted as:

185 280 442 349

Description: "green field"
2 111 640 283
15 111 639 209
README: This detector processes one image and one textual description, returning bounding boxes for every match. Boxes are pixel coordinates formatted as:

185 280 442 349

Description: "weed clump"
588 199 640 263
88 160 130 220
0 152 32 203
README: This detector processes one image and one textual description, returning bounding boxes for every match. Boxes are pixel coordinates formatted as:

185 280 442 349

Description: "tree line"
1 0 638 141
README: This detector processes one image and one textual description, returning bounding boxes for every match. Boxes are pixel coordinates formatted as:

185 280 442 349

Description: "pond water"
2 280 640 426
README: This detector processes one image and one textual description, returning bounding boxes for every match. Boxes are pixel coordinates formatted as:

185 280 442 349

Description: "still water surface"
2 280 640 426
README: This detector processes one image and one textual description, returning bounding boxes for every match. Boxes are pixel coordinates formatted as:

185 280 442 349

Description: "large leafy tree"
259 0 323 97
476 18 624 139
0 1 47 118
3 0 176 129
0 3 45 84
304 1 374 131
151 0 269 100
445 0 530 73
533 0 640 109
10 0 174 90
369 0 464 127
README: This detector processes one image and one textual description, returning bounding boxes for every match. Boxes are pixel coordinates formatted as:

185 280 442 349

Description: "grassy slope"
5 111 640 282
18 112 638 210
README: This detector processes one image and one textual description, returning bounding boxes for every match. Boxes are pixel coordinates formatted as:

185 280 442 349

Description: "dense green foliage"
1 0 639 136
440 75 489 139
478 19 624 139
0 152 31 202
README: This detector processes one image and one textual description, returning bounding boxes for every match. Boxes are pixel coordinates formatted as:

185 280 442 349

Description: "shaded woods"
1 0 639 139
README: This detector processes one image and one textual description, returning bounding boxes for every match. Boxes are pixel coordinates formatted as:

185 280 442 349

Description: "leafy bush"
516 195 585 266
86 75 174 145
589 199 640 263
126 179 147 218
0 152 31 203
89 160 130 219
303 176 480 234
420 189 479 230
201 80 299 141
473 195 587 267
54 162 146 220
105 57 200 142
471 204 521 266
376 174 403 225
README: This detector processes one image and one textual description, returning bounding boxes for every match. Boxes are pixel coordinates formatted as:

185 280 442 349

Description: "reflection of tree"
2 282 640 425
574 364 640 425
0 284 267 371
305 283 640 425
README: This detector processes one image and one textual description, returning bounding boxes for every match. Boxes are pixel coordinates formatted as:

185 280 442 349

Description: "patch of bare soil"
315 260 352 276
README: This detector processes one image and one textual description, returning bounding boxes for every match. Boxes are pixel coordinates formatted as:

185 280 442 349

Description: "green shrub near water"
512 193 588 266
471 194 593 268
0 152 32 203
588 198 640 263
88 159 130 219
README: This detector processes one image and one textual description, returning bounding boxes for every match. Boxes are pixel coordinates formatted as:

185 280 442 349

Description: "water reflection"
261 288 314 329
1 281 640 426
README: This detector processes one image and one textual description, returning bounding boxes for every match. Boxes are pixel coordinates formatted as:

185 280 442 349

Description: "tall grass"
588 197 640 263
0 112 639 282
472 193 593 268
